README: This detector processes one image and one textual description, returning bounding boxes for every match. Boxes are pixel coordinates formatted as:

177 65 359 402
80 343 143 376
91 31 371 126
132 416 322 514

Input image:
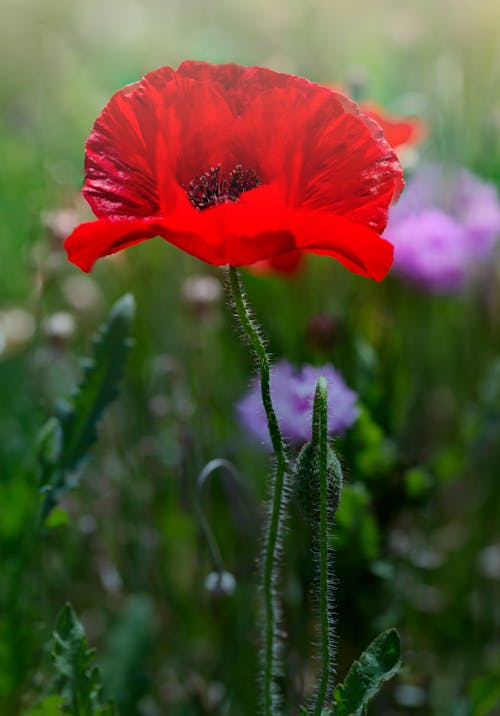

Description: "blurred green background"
1 0 500 714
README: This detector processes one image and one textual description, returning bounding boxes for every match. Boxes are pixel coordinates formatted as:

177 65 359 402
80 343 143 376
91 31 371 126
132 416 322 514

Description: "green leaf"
52 604 115 715
38 294 135 520
45 507 69 529
99 595 154 713
403 466 434 499
350 406 396 480
334 483 380 561
470 670 500 716
24 695 64 715
333 628 401 716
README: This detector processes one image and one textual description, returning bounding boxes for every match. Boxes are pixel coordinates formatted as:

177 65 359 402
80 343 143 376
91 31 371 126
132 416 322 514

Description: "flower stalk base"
227 266 289 716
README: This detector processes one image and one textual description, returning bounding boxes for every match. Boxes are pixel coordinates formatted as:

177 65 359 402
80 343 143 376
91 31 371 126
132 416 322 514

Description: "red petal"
64 218 164 272
84 70 239 219
248 251 304 277
64 213 235 271
177 60 320 114
195 185 393 278
83 68 174 219
201 185 294 264
237 86 402 234
293 211 394 281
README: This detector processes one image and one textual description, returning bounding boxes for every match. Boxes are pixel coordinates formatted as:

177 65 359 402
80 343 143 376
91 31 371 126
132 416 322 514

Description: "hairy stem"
312 378 335 715
228 266 288 716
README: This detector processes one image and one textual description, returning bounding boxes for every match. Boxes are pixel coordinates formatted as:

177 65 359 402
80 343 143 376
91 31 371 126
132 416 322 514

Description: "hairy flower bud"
293 440 343 524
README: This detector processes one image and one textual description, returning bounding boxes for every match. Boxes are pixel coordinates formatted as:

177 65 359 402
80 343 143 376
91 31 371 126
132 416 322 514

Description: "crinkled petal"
84 71 240 218
237 87 402 232
68 62 403 277
177 60 320 113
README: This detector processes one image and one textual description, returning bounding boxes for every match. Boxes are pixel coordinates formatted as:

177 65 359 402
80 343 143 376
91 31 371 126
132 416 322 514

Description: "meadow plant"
41 61 407 714
236 359 360 447
385 163 500 292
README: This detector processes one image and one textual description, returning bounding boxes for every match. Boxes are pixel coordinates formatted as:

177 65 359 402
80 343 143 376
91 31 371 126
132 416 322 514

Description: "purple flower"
236 360 359 448
384 163 500 292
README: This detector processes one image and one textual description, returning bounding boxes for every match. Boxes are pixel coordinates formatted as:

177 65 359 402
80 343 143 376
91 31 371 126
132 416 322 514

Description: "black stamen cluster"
186 164 261 210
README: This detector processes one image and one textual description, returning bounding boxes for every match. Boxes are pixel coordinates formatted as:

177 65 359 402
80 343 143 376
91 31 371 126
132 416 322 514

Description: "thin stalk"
195 458 242 574
228 266 288 716
312 378 335 715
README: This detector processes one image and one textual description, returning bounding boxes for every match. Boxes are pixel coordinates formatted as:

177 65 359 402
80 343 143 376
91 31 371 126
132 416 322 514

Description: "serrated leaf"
333 628 401 716
52 604 115 715
56 294 135 473
38 294 135 520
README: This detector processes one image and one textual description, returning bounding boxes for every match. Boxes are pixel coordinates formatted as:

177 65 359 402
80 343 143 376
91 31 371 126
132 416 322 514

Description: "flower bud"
293 440 342 524
204 570 237 597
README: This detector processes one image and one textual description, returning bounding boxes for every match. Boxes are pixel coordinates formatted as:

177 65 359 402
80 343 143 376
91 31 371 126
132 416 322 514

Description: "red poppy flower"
64 61 403 280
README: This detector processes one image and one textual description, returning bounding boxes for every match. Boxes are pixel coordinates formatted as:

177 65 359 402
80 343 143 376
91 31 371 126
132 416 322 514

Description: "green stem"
228 266 288 716
195 458 242 574
312 378 335 715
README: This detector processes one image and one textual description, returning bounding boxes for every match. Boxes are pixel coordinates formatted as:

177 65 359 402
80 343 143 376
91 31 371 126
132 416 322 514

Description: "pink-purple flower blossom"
236 360 359 448
384 163 500 292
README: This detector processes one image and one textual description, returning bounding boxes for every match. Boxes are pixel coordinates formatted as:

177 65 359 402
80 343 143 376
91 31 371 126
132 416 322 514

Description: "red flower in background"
360 100 426 151
65 62 403 280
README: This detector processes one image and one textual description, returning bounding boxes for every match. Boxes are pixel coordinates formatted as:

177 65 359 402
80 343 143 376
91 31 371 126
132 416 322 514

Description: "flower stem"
312 378 336 715
228 266 288 716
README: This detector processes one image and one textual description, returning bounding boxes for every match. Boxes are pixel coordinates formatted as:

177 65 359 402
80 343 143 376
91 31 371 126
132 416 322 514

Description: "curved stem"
195 458 243 574
228 266 288 716
313 378 333 714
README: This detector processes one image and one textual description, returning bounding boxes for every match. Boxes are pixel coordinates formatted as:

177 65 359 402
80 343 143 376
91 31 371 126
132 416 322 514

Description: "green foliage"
334 483 380 561
37 294 135 521
350 406 396 480
51 604 115 715
45 507 70 530
25 695 65 715
469 663 500 716
0 476 35 540
99 596 154 713
332 628 401 716
403 466 434 500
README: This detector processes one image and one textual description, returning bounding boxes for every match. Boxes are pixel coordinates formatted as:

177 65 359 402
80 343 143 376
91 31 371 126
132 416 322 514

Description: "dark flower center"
186 164 261 210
